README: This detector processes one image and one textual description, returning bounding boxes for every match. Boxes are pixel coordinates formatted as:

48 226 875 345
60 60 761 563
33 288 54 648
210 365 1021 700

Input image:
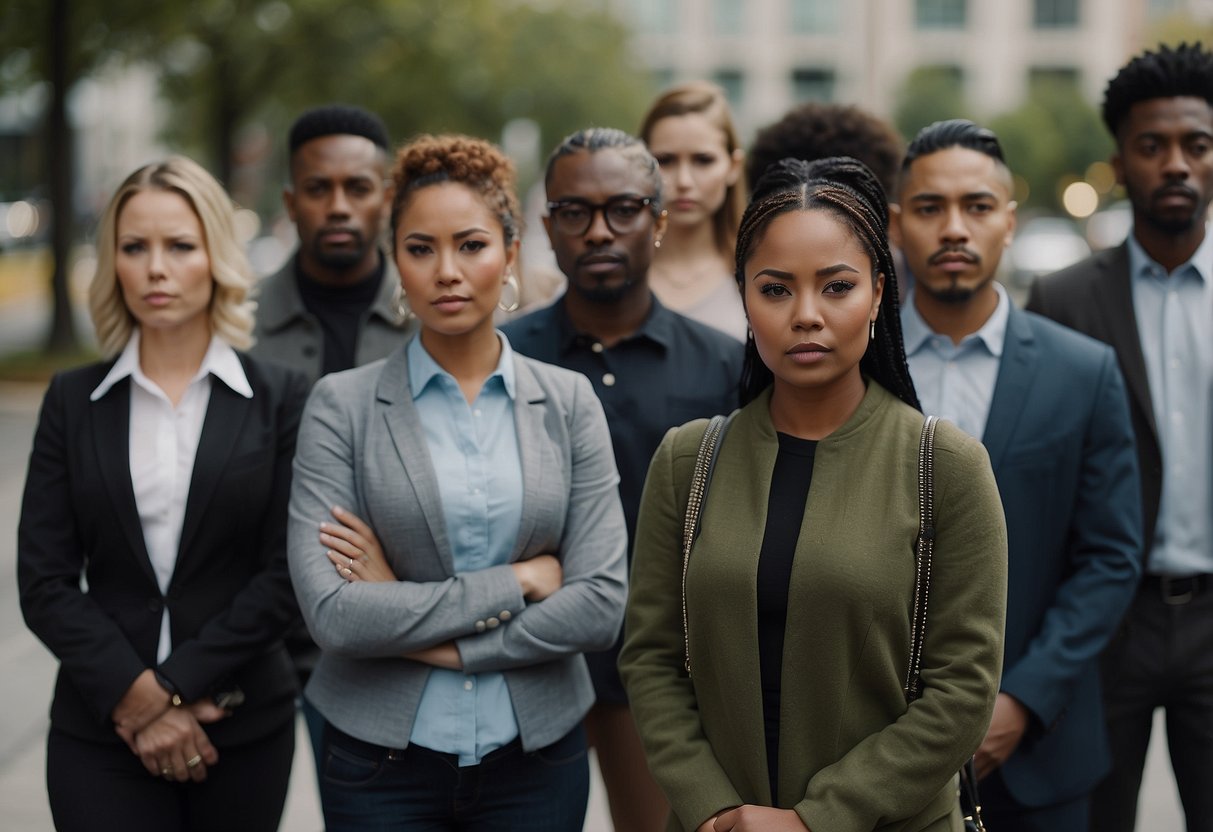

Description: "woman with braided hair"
620 157 1008 831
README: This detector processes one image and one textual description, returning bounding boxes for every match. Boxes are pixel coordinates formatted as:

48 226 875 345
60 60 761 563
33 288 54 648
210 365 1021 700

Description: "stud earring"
498 271 521 314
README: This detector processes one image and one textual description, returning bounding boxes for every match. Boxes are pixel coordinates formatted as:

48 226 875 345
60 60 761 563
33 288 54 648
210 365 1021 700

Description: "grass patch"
0 347 99 382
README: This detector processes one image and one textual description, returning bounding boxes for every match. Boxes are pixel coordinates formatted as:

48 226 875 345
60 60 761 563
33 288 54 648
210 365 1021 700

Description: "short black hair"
902 119 1007 173
747 103 904 198
288 104 390 156
1102 42 1213 139
544 127 664 209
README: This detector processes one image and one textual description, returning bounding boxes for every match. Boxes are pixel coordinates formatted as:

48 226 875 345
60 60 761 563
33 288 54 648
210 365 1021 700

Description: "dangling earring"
498 271 521 314
869 318 877 340
395 287 412 321
654 237 662 249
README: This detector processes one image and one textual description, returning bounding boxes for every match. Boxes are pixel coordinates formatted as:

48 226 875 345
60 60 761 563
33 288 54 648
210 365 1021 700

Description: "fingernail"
319 522 329 530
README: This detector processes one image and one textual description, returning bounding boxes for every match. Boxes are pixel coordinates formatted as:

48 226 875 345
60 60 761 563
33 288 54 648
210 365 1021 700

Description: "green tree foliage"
989 77 1111 210
0 0 653 348
893 65 972 142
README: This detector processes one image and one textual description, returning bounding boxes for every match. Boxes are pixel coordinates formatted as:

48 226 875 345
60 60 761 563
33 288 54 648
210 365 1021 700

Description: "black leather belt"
1142 574 1209 605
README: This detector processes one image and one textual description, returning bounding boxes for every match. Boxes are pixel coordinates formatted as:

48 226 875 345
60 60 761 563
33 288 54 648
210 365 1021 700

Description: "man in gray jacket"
252 104 411 386
251 104 411 760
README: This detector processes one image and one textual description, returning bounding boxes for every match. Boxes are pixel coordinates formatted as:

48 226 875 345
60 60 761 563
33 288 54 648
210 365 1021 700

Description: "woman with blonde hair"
287 134 627 831
639 81 748 341
18 156 308 831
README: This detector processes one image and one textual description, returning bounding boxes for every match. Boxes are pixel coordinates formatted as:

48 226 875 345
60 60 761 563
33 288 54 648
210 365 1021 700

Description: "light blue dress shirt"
406 333 524 765
1128 232 1213 577
900 283 1010 442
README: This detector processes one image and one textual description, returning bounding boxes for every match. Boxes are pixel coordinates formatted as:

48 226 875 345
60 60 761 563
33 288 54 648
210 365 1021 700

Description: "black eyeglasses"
545 196 657 236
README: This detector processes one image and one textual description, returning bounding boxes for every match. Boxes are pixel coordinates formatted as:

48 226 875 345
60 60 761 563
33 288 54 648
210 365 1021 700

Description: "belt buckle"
1160 576 1194 606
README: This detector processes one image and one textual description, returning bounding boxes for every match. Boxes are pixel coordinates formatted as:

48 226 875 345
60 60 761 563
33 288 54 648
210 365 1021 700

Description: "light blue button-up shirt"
901 283 1011 442
406 333 523 765
1128 232 1213 577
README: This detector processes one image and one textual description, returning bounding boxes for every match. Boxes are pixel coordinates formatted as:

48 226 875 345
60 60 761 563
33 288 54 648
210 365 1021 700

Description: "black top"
757 432 817 804
501 293 743 702
295 254 385 377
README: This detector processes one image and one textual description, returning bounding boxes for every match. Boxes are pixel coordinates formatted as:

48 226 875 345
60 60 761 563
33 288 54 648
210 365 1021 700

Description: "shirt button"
591 342 604 354
602 373 616 387
499 610 512 621
464 680 474 691
1170 358 1181 370
487 617 500 629
474 409 482 417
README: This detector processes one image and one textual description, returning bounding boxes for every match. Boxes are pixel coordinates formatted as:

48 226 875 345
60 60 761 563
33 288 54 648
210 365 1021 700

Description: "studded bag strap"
680 414 732 677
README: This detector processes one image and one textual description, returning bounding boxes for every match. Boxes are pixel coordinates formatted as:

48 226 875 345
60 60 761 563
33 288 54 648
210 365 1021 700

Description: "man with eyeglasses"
502 127 742 832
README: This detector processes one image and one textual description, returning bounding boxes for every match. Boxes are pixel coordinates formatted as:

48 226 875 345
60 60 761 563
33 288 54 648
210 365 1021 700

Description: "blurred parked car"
1007 216 1091 288
1085 200 1132 251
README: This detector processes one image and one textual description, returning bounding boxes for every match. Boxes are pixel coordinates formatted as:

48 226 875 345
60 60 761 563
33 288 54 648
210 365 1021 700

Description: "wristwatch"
154 670 184 707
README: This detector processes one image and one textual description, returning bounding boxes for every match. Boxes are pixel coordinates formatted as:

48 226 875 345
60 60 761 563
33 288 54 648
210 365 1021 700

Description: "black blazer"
1026 243 1163 562
18 352 308 747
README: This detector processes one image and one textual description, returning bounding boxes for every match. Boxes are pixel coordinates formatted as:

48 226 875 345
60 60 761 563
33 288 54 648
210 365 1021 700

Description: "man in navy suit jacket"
891 120 1142 831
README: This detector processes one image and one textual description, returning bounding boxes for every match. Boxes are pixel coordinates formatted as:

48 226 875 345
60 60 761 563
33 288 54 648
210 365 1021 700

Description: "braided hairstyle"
544 127 664 211
735 156 920 411
1103 42 1213 139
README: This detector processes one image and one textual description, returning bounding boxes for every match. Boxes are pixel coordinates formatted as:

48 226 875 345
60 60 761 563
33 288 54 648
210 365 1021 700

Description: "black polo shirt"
501 294 743 701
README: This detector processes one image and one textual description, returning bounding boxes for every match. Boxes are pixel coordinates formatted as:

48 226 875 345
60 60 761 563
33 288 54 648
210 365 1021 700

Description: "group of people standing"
15 39 1213 832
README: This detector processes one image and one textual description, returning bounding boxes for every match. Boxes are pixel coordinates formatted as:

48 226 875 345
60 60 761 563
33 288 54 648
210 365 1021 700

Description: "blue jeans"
319 720 589 832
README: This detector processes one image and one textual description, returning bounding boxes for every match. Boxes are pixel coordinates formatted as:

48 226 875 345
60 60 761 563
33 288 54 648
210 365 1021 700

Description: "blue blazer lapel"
510 359 549 562
376 348 456 574
983 306 1037 471
177 381 251 567
91 379 157 584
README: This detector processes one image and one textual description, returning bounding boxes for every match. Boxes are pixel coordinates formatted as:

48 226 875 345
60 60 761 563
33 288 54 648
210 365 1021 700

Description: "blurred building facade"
610 0 1171 136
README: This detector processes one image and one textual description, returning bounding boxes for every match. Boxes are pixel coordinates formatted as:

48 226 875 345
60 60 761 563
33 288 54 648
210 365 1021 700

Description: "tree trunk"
44 0 78 353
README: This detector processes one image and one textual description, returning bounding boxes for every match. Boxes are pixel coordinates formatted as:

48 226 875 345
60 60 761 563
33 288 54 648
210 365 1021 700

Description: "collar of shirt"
90 329 254 402
552 291 676 354
407 331 517 401
1127 227 1213 285
900 282 1010 359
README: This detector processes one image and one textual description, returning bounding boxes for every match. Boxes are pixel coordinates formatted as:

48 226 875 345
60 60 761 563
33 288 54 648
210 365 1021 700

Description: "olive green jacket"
620 382 1007 832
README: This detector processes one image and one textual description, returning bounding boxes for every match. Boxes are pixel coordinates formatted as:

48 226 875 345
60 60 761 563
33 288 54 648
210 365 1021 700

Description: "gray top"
287 340 628 750
250 253 413 386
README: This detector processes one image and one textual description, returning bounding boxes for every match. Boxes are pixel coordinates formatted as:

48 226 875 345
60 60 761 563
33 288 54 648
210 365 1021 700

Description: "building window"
1029 66 1081 92
650 68 676 93
631 0 675 34
915 0 966 28
713 69 745 112
790 0 839 33
713 0 746 34
791 68 836 102
1034 0 1079 27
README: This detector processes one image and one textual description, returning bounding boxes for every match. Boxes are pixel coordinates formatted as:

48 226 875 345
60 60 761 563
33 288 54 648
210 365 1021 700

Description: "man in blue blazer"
891 120 1143 830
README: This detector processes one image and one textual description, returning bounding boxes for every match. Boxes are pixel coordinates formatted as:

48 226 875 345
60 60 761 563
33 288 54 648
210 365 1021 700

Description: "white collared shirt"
91 329 253 662
900 283 1011 442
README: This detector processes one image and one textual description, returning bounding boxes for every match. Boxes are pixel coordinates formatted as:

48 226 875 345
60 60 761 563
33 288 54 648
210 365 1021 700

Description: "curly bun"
389 134 522 246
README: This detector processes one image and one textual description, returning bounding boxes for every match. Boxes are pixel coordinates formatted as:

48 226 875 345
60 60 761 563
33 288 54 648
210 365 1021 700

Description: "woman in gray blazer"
287 134 628 832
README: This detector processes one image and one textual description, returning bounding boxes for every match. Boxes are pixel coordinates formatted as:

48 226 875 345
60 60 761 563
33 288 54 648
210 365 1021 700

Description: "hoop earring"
498 271 521 314
869 318 876 340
